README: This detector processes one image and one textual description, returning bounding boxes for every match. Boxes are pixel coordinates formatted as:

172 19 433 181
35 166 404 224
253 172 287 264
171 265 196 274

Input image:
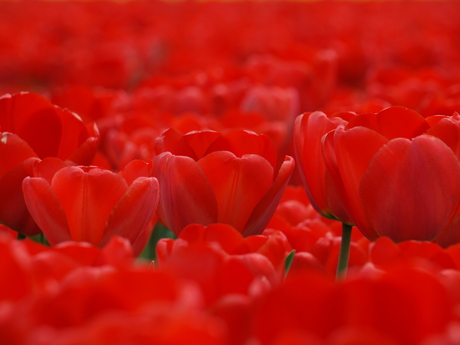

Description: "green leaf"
284 250 295 278
138 223 176 261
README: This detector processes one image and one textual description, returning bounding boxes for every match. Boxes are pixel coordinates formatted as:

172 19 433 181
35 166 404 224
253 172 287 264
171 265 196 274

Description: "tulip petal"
294 112 349 221
65 123 100 165
101 177 159 248
153 152 218 235
33 158 70 184
198 151 274 232
52 167 128 244
243 156 295 236
427 114 460 160
205 130 277 171
56 108 93 160
360 135 460 242
0 133 37 179
156 128 220 160
22 177 71 244
182 130 222 160
180 224 250 254
323 126 388 239
118 159 154 185
0 157 41 236
347 106 429 140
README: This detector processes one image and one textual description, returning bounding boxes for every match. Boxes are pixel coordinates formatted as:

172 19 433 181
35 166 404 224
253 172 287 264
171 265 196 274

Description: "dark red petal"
243 156 295 236
153 152 218 235
360 135 460 242
0 157 41 236
323 126 388 239
294 112 348 220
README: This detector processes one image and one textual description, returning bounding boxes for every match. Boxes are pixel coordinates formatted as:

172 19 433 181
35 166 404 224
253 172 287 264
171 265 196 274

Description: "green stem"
17 233 26 240
336 223 352 280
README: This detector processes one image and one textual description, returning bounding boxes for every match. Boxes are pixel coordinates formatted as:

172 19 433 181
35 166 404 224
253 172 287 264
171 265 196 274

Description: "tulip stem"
336 223 352 280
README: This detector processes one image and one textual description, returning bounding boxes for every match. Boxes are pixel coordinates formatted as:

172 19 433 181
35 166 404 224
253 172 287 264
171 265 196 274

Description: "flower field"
2 0 460 343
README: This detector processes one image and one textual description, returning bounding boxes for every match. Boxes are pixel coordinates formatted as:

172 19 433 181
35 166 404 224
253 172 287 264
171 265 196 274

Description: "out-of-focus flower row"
4 192 460 345
2 0 460 343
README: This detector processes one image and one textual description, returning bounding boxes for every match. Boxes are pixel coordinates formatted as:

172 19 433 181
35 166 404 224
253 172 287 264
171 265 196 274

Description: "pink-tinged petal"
118 159 154 185
0 133 37 179
100 177 159 247
347 106 429 140
360 136 460 242
323 126 388 239
22 177 71 244
65 123 99 166
294 112 349 221
426 114 460 160
51 167 128 244
0 157 41 236
198 151 273 232
153 152 218 235
205 130 278 171
243 156 295 236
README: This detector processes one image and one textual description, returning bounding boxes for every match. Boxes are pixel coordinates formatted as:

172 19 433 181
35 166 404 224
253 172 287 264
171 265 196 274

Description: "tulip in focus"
323 106 460 243
153 128 295 236
22 159 159 255
294 110 355 224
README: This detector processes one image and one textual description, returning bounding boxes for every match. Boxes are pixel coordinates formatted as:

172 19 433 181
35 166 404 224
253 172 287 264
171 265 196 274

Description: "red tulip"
153 128 295 236
294 111 354 223
322 106 460 242
0 92 100 235
22 159 159 255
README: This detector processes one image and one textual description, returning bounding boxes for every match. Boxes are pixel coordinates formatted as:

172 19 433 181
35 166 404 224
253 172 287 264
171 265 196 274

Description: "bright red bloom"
22 159 158 255
156 224 288 311
322 106 460 242
153 128 295 236
0 92 100 235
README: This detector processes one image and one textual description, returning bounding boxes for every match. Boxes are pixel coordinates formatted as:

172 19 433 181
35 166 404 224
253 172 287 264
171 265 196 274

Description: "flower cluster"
1 0 460 344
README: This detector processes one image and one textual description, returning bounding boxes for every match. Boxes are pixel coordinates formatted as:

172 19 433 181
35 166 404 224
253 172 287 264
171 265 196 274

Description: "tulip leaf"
139 223 176 261
284 250 295 278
